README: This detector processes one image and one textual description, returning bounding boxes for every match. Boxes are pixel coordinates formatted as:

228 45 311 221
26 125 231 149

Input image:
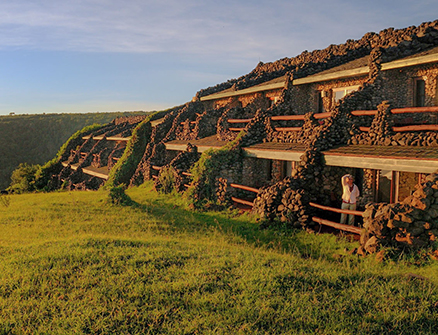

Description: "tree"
7 163 41 194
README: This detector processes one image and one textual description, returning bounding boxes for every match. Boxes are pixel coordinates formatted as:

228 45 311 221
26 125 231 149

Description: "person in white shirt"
340 174 360 225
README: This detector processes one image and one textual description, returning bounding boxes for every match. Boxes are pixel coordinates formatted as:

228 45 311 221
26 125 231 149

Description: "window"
317 91 326 113
414 78 426 107
332 85 360 103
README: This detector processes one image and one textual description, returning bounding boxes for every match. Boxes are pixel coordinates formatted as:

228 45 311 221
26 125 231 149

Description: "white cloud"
0 0 437 65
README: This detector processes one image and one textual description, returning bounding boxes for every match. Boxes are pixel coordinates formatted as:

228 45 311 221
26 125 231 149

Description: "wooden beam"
352 107 438 116
106 136 131 142
181 171 192 177
359 126 370 132
231 197 254 207
323 154 438 174
270 112 330 121
392 124 438 132
271 115 305 121
199 80 286 101
314 112 331 119
230 183 260 194
351 110 377 116
293 66 369 85
312 216 362 235
227 118 252 124
151 165 162 171
309 202 364 217
391 107 438 114
229 127 245 132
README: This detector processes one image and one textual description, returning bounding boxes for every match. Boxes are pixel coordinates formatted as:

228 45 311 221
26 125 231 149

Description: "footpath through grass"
0 183 437 334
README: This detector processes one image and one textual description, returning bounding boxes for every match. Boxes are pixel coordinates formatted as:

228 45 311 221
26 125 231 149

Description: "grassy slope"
0 185 437 334
0 112 148 190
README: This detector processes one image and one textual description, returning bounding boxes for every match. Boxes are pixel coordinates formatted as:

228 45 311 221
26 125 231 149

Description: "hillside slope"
0 112 148 189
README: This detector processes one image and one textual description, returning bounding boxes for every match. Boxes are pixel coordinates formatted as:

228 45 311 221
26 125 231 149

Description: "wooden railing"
229 107 438 128
230 183 260 194
229 183 260 207
227 111 332 132
227 118 252 124
231 197 255 207
353 106 438 133
352 106 438 116
309 202 363 235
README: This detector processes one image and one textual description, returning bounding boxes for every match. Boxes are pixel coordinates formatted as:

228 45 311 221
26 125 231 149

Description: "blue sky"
0 0 437 115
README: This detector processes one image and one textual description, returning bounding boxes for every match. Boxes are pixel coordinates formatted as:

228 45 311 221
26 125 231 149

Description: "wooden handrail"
270 112 331 121
275 127 302 132
314 112 332 119
309 202 364 217
230 183 260 194
231 197 254 207
359 125 438 132
351 107 438 116
392 124 438 132
226 107 438 127
227 118 252 124
392 107 438 114
312 217 362 234
351 110 377 116
271 115 305 121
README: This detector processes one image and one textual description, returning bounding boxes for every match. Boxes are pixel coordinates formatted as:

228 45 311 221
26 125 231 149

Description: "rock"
364 236 378 253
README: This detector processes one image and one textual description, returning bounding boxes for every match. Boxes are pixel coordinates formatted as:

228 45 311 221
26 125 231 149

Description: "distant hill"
0 111 150 190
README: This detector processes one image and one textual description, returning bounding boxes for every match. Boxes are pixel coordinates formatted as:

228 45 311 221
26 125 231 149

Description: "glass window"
333 85 360 103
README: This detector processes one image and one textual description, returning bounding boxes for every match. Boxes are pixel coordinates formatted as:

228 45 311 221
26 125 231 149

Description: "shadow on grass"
125 185 356 262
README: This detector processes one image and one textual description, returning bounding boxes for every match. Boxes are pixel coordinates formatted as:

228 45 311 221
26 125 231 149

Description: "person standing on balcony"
341 174 360 225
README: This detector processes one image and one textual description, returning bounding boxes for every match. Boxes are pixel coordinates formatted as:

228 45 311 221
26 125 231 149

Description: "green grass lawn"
0 183 437 334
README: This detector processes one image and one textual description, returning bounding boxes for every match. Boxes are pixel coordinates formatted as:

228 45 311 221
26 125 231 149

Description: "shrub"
7 163 41 194
186 140 243 209
155 166 178 194
107 185 135 206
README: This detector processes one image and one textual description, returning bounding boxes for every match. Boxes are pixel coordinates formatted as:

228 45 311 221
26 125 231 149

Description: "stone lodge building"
45 21 438 253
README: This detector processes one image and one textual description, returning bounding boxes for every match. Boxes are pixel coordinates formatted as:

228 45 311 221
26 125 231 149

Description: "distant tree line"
0 111 149 190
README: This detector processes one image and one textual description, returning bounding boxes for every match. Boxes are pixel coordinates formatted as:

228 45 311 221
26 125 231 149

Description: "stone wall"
350 101 438 147
241 157 271 188
381 65 438 108
360 173 438 254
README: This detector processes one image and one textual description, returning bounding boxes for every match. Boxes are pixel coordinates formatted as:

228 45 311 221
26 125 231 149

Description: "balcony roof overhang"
293 52 438 85
199 51 438 102
164 139 438 174
199 76 287 102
